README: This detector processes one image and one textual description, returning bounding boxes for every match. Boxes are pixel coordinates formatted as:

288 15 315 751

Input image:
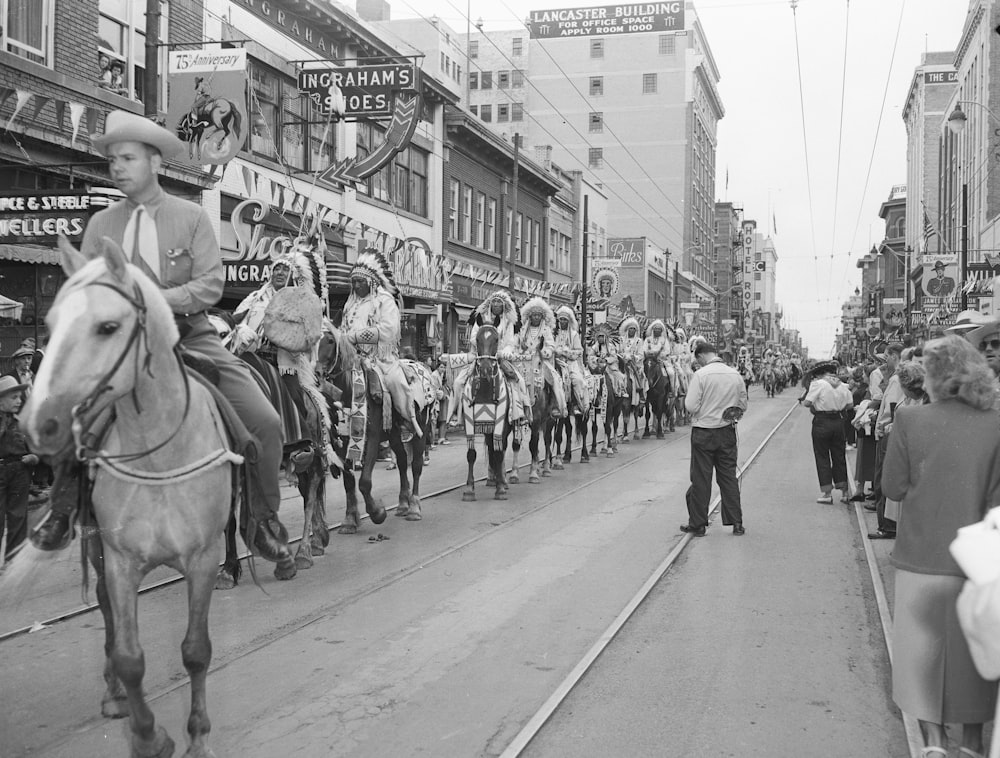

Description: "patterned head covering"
591 322 615 341
619 316 640 338
350 249 396 296
520 296 555 330
273 238 328 311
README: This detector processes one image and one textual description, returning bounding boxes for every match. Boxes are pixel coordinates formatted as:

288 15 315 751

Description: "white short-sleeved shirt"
805 378 853 411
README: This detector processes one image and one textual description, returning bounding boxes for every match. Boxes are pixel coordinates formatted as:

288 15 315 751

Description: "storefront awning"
451 304 474 321
0 244 60 265
402 303 439 316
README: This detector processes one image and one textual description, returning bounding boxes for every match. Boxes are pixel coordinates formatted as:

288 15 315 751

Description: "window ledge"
0 51 148 113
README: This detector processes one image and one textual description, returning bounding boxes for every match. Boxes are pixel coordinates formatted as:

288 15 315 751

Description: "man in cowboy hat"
926 259 956 297
342 250 423 439
31 111 294 569
967 318 1000 381
0 375 38 563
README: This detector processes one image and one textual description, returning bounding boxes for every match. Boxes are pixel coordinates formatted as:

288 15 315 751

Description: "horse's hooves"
338 524 358 535
552 461 564 470
294 552 314 570
642 432 651 438
309 543 325 556
394 505 409 517
529 475 540 483
462 490 477 502
134 726 175 758
494 489 508 500
621 437 630 444
541 468 551 477
405 510 423 521
274 560 297 581
101 694 129 719
656 434 665 440
580 456 591 463
369 503 387 525
214 570 237 591
509 474 520 484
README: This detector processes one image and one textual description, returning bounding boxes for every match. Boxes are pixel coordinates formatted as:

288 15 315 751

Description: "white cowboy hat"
92 110 185 158
946 309 990 332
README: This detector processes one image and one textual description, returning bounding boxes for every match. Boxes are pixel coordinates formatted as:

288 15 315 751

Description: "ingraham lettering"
299 66 414 92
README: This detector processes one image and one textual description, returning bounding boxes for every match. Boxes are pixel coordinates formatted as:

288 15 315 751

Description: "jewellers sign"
527 3 684 39
0 191 102 245
298 64 417 119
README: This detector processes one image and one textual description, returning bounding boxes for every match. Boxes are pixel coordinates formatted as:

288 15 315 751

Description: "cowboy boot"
31 459 81 551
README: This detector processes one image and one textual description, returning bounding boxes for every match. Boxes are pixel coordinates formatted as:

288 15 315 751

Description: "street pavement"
0 388 954 757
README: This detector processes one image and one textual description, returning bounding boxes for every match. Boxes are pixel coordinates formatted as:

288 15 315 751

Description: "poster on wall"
591 264 620 307
921 257 958 298
166 48 248 166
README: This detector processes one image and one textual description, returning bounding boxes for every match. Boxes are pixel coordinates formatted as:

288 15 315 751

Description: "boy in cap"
0 376 38 562
31 111 293 569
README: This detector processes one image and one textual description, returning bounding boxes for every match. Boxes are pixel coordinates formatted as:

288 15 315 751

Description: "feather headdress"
645 318 667 339
520 296 555 331
554 305 578 333
274 237 328 312
350 249 397 296
619 316 640 337
472 289 518 328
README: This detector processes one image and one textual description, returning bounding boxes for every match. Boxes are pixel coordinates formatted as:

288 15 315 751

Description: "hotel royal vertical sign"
526 2 683 38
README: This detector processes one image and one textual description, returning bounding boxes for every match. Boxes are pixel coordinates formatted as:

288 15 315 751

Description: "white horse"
21 236 236 758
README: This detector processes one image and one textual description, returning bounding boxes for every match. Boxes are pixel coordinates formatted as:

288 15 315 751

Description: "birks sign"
298 64 417 119
527 3 684 38
607 237 645 267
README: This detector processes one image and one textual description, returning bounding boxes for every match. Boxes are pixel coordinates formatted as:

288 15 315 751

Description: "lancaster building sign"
527 3 684 38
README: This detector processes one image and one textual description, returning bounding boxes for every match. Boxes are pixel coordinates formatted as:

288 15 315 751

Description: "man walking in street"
680 342 748 537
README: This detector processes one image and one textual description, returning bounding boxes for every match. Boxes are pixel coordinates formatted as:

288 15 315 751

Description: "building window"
515 212 523 262
531 220 540 268
462 186 473 244
505 209 512 259
3 0 53 65
498 104 509 122
512 102 524 121
469 39 478 58
643 73 657 94
754 272 762 281
97 0 168 103
659 35 675 55
469 71 478 89
589 147 603 169
356 121 388 201
481 71 492 90
590 38 604 58
480 104 492 122
449 179 460 239
498 70 510 89
470 105 478 117
512 37 523 56
357 124 427 216
475 192 486 248
512 69 524 87
487 198 497 252
754 292 762 300
589 112 603 133
589 76 603 96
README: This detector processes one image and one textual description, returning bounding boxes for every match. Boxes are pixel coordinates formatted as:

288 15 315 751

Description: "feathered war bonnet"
472 289 518 328
645 318 667 339
520 296 555 331
273 236 329 313
619 316 641 338
591 322 615 342
350 249 397 296
555 305 578 333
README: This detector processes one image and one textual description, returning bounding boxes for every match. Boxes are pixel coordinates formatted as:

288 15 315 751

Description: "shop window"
96 0 168 103
3 0 52 65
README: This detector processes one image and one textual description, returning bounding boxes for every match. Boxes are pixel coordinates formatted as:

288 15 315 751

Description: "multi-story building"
713 201 742 349
462 4 722 308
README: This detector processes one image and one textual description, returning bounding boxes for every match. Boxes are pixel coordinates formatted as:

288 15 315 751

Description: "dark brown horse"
643 355 672 439
551 365 594 467
510 355 559 484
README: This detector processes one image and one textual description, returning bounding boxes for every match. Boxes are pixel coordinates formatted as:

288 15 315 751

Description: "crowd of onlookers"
801 313 1000 758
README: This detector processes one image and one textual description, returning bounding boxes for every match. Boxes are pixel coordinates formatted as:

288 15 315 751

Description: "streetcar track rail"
0 424 667 643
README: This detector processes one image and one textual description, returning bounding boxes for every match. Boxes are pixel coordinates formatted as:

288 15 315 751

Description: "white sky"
386 0 970 355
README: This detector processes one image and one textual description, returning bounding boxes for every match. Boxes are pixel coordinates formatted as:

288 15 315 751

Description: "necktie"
122 205 161 283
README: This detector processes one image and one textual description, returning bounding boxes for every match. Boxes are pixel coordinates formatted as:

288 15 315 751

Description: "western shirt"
804 377 853 411
685 359 748 429
80 188 224 316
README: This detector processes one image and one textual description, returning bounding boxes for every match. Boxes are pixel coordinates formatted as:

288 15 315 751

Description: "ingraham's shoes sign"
166 49 248 166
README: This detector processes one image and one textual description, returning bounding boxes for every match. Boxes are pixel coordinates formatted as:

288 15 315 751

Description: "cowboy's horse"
643 355 672 439
22 238 236 758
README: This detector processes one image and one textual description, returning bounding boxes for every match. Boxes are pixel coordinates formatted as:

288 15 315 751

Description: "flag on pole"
725 167 729 193
921 208 938 254
773 212 777 235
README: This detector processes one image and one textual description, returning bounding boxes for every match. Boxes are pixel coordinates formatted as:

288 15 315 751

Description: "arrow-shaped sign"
317 93 422 188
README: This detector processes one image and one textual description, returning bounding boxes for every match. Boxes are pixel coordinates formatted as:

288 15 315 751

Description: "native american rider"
342 251 423 440
619 316 647 403
589 323 627 397
449 289 529 424
643 319 673 377
553 305 590 410
517 297 567 418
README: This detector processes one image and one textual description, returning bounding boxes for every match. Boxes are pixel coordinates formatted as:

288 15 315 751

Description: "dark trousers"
844 418 856 446
873 435 896 532
0 462 29 561
685 425 742 529
811 415 848 492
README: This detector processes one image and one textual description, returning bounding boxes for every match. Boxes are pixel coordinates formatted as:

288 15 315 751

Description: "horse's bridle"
70 278 191 463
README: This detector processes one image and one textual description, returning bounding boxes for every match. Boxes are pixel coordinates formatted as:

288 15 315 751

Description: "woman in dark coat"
882 335 1000 758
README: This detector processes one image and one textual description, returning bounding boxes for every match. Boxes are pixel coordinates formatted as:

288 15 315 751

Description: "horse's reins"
70 278 192 464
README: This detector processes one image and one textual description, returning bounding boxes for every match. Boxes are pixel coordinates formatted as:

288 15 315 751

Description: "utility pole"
581 194 589 348
508 133 520 293
144 0 160 118
961 182 969 311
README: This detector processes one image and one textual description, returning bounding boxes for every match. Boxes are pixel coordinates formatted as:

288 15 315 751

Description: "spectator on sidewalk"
680 342 748 537
850 366 877 502
882 335 1000 758
802 361 854 504
869 342 904 539
0 376 38 563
